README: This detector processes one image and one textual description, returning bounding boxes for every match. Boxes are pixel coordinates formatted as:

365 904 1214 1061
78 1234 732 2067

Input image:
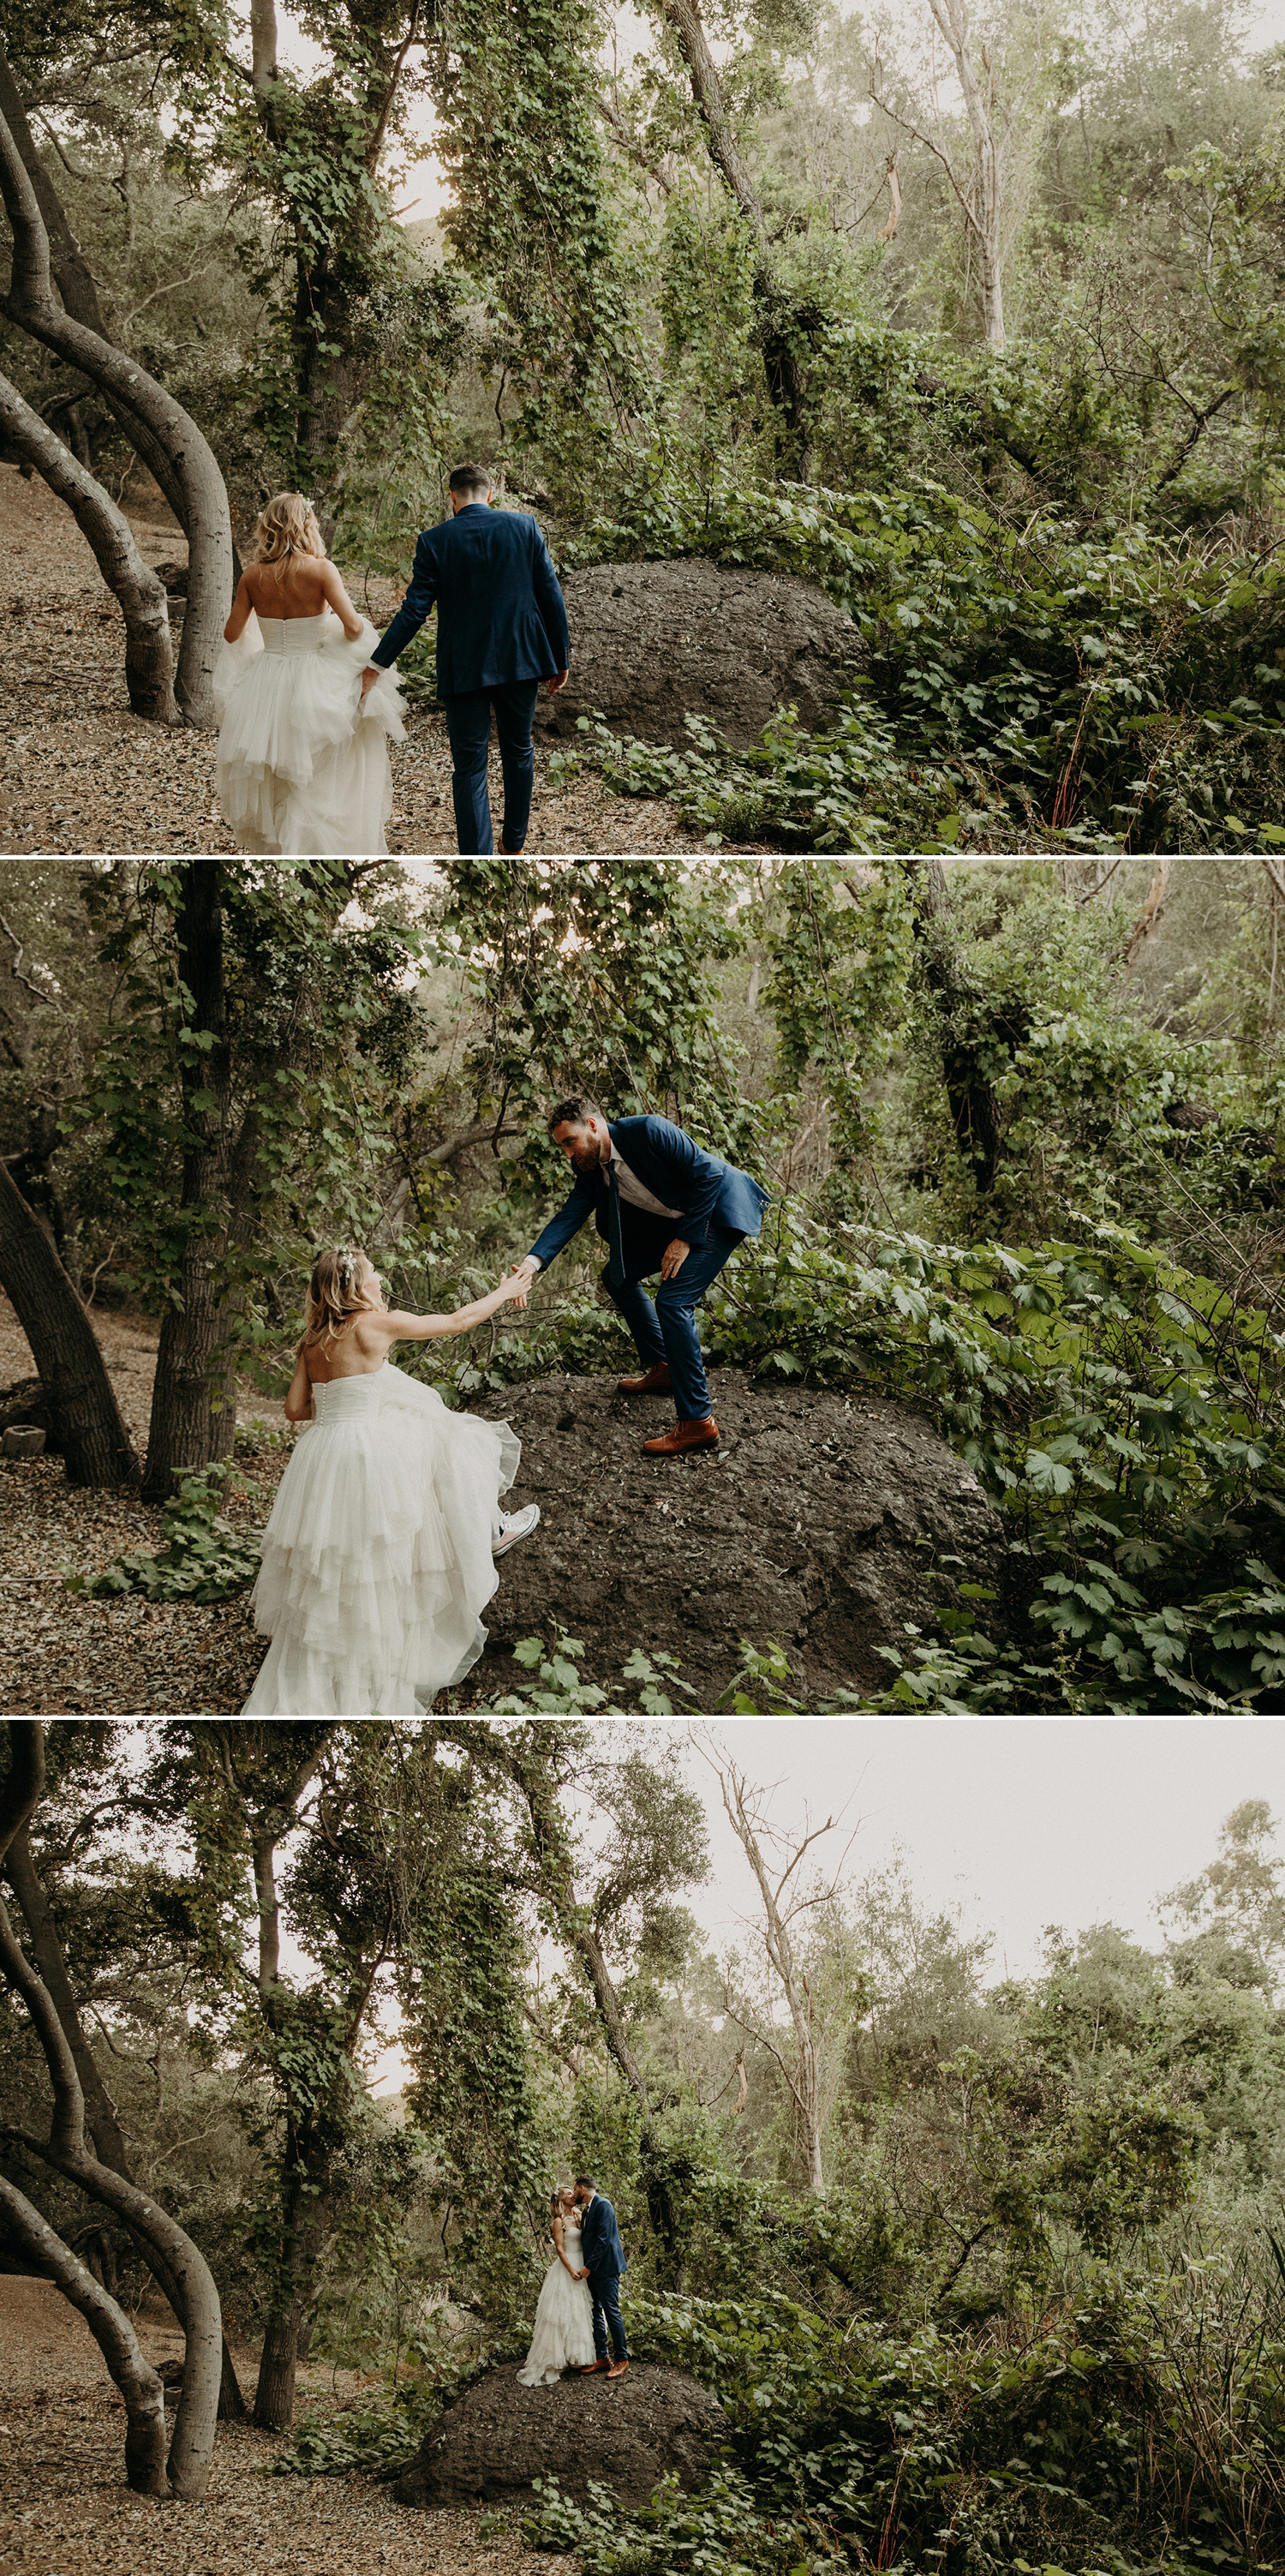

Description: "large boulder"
478 1369 1003 1706
392 2360 726 2511
535 558 867 750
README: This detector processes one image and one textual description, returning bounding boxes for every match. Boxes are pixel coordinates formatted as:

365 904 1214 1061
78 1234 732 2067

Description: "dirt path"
0 1287 275 1715
0 462 713 855
0 2277 572 2576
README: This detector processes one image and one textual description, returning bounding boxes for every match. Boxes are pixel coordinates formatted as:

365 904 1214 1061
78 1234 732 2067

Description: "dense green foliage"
7 0 1285 836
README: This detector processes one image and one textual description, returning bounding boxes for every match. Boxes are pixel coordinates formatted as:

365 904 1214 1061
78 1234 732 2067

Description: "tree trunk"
654 0 813 473
978 236 1005 351
0 2175 170 2495
0 93 233 726
0 1887 223 2498
0 371 178 721
252 2143 332 2429
0 47 192 533
907 858 1017 1194
0 1752 222 2501
0 1158 137 1486
3 1826 248 2420
141 865 234 1503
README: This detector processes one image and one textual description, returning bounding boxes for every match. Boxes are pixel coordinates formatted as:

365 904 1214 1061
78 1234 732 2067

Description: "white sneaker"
493 1503 541 1557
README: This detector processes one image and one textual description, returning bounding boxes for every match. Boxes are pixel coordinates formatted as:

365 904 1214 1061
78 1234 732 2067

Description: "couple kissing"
517 2176 629 2387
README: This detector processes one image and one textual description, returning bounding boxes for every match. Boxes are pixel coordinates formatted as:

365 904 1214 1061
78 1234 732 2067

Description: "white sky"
356 1715 1282 2094
268 0 1285 229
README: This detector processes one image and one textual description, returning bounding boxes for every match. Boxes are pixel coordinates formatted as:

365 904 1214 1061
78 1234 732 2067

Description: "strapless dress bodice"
258 609 338 656
309 1363 388 1421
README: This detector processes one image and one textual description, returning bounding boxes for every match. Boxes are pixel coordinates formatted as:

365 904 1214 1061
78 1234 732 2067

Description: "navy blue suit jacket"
579 2192 627 2282
370 504 571 698
527 1117 769 1273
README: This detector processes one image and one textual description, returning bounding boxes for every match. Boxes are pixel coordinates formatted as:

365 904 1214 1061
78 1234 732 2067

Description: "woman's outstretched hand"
503 1276 530 1309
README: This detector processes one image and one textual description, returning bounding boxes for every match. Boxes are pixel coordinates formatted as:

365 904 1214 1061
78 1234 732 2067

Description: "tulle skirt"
517 2250 596 2386
242 1363 520 1716
214 608 406 857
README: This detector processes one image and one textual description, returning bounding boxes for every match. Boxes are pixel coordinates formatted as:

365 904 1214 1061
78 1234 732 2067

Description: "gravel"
0 462 729 857
0 2278 576 2576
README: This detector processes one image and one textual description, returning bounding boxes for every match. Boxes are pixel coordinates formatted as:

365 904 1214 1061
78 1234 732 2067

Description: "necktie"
607 1163 625 1273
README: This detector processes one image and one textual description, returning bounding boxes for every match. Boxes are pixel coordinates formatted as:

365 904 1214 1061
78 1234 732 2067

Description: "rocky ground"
0 464 713 857
0 2277 574 2576
393 2361 726 2512
477 1368 1005 1706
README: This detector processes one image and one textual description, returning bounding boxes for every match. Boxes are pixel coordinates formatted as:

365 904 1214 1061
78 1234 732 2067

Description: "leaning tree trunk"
0 94 232 726
0 44 192 535
4 1828 247 2418
654 0 813 473
0 1892 222 2497
0 1157 137 1485
0 372 178 721
0 2177 170 2492
141 864 235 1503
0 2178 170 2493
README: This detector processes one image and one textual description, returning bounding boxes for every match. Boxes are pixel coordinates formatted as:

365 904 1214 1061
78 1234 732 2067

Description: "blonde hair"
302 1245 380 1351
251 491 326 585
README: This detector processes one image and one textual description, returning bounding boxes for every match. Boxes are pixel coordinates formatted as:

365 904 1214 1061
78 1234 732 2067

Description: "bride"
215 491 405 856
517 2188 596 2386
242 1244 540 1716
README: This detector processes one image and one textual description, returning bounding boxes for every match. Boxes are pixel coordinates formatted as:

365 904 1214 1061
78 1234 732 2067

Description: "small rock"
3 1425 45 1458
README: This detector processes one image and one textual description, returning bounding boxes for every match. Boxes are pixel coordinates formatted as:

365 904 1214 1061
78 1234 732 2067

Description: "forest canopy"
4 0 1285 839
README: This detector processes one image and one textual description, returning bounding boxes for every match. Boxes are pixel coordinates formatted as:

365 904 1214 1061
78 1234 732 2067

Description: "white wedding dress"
517 2220 596 2386
242 1362 520 1716
214 607 406 856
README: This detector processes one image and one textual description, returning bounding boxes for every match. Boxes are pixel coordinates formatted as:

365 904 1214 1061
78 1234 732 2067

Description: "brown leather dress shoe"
642 1415 719 1457
607 2357 630 2380
616 1361 672 1394
581 2358 610 2374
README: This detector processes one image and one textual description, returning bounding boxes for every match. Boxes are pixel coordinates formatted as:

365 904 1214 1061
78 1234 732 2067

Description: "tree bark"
141 865 234 1502
0 93 233 726
3 1825 248 2419
0 1886 222 2497
0 1720 45 1866
0 1157 138 1486
905 858 1019 1193
0 49 194 535
0 371 178 721
653 0 815 472
0 2175 170 2494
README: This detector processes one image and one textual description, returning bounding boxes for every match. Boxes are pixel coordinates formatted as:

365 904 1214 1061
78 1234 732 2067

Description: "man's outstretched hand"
660 1237 690 1281
546 668 569 696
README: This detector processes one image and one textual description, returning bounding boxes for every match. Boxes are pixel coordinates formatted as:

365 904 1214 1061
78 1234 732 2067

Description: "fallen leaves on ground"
0 462 722 856
0 2279 575 2576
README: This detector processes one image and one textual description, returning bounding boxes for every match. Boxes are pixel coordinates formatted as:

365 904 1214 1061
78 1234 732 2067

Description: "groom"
512 1097 770 1455
574 2174 629 2380
364 462 571 856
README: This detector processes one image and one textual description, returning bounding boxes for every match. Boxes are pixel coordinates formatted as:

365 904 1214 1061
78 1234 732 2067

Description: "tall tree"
0 69 233 725
0 1723 224 2497
694 1734 861 2196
